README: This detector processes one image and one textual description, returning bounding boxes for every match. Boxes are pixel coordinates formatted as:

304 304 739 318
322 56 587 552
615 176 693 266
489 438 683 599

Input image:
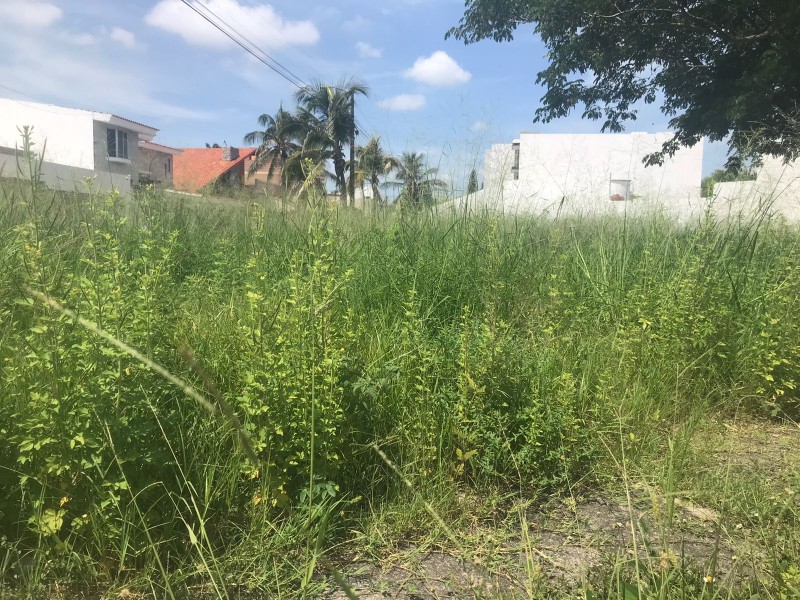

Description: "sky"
0 0 729 191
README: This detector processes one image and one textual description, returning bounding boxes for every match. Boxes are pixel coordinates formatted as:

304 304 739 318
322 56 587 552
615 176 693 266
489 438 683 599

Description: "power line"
181 0 375 136
178 0 376 165
178 0 307 89
194 0 310 89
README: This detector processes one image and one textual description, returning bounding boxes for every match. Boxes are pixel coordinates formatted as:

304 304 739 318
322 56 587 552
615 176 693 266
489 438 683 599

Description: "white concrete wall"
0 146 131 196
0 99 146 194
458 132 705 220
479 144 515 211
0 99 96 170
514 132 702 211
753 156 800 221
710 157 800 222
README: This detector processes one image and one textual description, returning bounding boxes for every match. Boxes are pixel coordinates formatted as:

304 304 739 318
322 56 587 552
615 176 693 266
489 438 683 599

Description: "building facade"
138 141 181 188
456 131 704 219
0 98 166 196
172 146 257 193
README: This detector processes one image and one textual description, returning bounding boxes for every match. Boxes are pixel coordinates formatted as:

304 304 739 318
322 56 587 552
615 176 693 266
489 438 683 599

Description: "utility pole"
349 91 356 207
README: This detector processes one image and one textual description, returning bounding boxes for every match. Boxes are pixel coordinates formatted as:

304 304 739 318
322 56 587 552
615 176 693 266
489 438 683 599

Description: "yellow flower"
703 575 715 584
59 496 70 507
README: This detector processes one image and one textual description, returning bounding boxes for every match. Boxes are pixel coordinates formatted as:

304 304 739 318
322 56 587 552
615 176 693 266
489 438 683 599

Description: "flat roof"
0 97 159 138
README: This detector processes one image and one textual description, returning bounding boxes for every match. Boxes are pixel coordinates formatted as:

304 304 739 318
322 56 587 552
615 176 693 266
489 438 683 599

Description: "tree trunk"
371 173 381 205
334 151 346 204
348 93 356 207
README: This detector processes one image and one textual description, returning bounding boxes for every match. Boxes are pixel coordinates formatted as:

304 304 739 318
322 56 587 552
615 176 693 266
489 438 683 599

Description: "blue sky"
0 0 728 189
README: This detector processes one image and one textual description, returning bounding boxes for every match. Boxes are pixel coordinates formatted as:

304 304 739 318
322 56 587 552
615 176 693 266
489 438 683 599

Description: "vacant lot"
1 182 799 599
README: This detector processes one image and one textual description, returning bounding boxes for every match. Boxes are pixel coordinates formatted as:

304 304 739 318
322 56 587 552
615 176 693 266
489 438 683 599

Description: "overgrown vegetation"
1 171 800 598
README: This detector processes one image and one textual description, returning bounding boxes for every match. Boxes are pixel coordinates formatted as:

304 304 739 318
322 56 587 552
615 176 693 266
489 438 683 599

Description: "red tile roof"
173 147 256 193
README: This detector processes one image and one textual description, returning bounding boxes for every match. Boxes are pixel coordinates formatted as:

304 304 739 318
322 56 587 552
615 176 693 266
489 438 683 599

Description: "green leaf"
30 508 65 535
622 581 640 600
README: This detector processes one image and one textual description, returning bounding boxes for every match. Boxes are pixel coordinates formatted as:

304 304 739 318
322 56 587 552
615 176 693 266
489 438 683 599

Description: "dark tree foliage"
447 0 800 170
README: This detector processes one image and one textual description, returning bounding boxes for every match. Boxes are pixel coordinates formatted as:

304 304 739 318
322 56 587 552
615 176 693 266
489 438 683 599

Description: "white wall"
0 146 131 196
0 99 153 194
480 143 515 211
711 156 800 222
462 132 704 219
0 99 96 170
515 132 702 211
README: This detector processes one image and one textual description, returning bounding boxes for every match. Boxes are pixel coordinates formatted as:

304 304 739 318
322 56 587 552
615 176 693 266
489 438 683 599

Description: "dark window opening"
512 142 520 181
107 128 128 159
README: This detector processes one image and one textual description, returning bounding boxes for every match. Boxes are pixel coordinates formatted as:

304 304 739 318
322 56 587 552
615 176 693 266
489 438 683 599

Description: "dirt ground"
325 420 800 599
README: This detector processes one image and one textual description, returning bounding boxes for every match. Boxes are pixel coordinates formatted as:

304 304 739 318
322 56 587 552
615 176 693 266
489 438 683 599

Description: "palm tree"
356 135 400 205
295 78 368 205
283 140 335 197
392 152 447 206
243 106 302 189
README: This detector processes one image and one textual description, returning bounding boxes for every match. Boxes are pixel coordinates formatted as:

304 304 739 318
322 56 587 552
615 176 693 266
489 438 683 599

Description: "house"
0 98 175 196
172 146 257 193
138 141 182 188
449 132 704 219
242 152 283 190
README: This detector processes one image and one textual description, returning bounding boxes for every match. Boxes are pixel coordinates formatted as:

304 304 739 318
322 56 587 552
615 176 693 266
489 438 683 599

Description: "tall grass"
1 174 799 598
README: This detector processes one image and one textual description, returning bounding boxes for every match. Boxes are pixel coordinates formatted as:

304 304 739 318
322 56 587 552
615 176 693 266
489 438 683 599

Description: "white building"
450 132 704 219
0 98 178 196
713 156 800 222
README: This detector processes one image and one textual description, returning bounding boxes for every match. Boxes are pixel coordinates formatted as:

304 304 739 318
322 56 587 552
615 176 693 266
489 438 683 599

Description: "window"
609 179 631 201
511 142 520 181
107 128 128 159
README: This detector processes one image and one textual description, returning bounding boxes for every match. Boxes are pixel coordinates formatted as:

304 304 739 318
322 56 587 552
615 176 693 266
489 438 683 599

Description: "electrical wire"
178 0 306 89
194 0 310 89
181 0 375 139
180 0 376 184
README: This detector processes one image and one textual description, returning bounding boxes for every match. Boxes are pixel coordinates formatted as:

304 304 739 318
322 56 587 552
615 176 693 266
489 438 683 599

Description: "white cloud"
343 15 370 33
0 1 62 28
404 51 471 87
378 94 426 111
145 0 319 49
471 120 489 132
110 27 136 49
355 42 381 59
0 29 211 122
